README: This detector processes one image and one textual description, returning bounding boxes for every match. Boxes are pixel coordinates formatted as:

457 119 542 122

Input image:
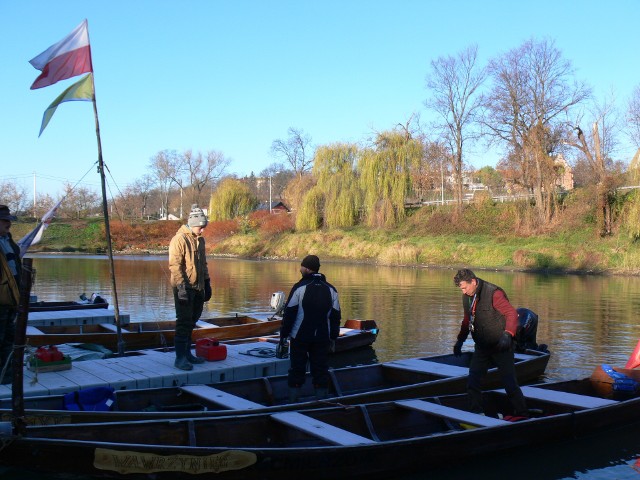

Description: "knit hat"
0 205 17 222
301 254 320 272
187 205 208 228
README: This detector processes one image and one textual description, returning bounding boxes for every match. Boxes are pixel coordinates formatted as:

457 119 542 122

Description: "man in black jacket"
280 255 341 402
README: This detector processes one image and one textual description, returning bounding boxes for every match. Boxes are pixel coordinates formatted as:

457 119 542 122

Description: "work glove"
453 340 464 357
204 278 212 302
177 283 189 305
329 339 336 353
496 331 513 352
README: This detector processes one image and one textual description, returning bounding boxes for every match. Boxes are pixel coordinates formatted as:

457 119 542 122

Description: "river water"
4 254 640 479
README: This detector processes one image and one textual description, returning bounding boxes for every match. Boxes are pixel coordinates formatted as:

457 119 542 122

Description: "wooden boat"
28 292 109 312
224 318 378 353
0 363 636 479
24 317 377 354
28 299 110 312
25 314 283 351
0 348 548 424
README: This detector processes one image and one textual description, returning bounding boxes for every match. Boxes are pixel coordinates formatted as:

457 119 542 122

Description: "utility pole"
33 172 37 217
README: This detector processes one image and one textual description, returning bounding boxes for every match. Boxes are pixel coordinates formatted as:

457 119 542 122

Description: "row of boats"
3 297 640 478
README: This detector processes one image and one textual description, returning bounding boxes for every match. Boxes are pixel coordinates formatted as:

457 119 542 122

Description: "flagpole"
91 89 125 356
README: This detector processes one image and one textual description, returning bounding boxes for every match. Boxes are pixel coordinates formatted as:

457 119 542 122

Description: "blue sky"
1 0 638 198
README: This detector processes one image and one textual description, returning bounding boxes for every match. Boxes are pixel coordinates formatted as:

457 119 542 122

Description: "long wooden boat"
0 363 636 479
224 318 378 353
0 348 548 424
28 299 110 312
25 315 283 351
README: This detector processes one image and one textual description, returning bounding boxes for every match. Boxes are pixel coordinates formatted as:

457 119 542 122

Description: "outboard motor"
270 291 286 318
515 308 548 353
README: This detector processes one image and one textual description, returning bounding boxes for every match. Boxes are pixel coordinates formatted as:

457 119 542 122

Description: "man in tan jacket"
168 205 212 370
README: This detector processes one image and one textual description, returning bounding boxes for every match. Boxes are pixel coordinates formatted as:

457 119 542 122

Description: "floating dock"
27 309 131 327
0 342 288 400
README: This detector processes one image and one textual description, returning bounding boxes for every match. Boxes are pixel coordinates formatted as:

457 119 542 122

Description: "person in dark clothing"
453 268 528 417
280 255 341 402
0 205 22 385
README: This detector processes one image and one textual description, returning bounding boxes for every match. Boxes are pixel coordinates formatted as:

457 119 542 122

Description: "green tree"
295 186 323 231
359 130 422 228
312 143 362 228
475 166 503 191
208 178 258 221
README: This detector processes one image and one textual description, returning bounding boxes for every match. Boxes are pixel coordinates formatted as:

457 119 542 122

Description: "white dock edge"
180 385 264 410
271 411 376 446
384 358 468 377
395 399 508 427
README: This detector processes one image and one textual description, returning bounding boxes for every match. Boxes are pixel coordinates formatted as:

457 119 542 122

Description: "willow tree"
359 130 422 228
625 150 640 240
208 178 258 221
312 143 362 228
295 186 324 231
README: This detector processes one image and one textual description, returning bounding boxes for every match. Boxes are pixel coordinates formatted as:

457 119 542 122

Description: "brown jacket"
168 225 209 290
0 234 21 306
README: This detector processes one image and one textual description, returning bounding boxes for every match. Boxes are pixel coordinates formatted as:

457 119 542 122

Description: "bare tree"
270 127 313 178
565 97 622 235
183 149 230 207
0 181 29 216
258 163 291 204
484 38 590 224
57 182 100 219
149 150 180 219
132 174 156 219
628 85 640 149
410 140 449 203
425 45 487 213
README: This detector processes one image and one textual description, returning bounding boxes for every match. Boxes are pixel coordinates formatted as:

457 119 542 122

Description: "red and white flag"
29 20 93 90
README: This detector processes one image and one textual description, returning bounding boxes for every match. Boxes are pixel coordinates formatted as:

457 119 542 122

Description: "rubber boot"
186 333 205 364
314 387 329 400
508 388 529 418
288 387 301 403
174 336 193 371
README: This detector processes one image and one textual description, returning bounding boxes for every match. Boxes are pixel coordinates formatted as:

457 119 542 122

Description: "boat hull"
2 372 638 480
0 349 548 424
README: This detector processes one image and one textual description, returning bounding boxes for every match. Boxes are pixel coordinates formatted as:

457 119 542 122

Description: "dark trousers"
0 306 16 383
173 287 205 337
467 344 528 416
287 339 330 389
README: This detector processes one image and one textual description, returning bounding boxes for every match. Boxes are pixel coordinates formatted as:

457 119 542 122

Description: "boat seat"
384 358 469 377
195 320 219 328
98 323 130 333
180 385 264 410
519 386 618 408
514 352 539 361
395 399 509 427
271 412 376 446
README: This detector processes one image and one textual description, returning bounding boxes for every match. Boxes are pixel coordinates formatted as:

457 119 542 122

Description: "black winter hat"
301 255 320 272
